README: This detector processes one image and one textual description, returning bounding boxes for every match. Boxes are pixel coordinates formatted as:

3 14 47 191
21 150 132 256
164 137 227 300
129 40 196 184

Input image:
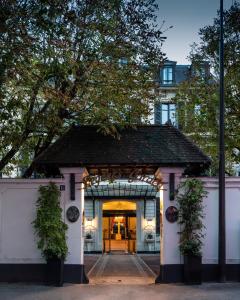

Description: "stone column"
60 167 89 284
155 167 184 283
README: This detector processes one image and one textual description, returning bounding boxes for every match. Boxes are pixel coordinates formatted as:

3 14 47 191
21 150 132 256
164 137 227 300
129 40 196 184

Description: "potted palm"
176 178 207 285
33 182 68 286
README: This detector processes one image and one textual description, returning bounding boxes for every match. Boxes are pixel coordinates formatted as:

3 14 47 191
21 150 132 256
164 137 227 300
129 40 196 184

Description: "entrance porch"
84 183 159 254
30 124 211 284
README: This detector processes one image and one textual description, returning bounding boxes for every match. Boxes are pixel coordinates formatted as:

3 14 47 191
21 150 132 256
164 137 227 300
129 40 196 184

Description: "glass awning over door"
85 183 158 199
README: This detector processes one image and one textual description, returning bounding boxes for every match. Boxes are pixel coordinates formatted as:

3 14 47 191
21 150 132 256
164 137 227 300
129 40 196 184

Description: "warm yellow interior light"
103 201 136 211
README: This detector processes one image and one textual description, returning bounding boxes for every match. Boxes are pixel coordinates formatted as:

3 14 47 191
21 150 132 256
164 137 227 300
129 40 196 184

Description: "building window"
194 104 201 116
162 67 173 84
155 103 177 126
119 57 128 66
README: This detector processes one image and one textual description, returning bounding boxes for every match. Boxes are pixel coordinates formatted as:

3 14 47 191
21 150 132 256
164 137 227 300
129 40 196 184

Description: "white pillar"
79 182 85 264
136 200 142 252
60 167 89 283
96 200 103 252
155 167 184 283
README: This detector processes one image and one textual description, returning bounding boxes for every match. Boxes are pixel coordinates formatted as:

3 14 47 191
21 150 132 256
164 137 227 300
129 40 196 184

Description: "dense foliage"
176 178 207 257
33 182 68 260
0 0 166 176
175 2 240 175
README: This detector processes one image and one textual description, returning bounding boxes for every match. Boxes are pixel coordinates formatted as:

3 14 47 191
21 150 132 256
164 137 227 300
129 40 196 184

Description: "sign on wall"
165 206 178 223
66 206 80 223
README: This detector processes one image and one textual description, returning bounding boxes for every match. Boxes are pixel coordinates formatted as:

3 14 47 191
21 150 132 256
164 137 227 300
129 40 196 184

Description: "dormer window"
162 67 173 84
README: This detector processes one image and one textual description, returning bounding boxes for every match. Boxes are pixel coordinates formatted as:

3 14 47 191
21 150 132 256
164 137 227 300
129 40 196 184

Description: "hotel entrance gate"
33 125 210 283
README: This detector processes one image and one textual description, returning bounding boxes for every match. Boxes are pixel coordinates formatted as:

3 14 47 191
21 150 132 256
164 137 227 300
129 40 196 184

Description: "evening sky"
157 0 237 64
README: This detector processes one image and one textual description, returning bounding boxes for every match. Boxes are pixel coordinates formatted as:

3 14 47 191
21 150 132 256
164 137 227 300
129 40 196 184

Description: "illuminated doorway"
102 201 136 253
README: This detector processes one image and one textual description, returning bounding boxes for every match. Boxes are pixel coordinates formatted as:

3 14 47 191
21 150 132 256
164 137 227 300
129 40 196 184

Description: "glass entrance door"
103 215 136 253
112 216 126 240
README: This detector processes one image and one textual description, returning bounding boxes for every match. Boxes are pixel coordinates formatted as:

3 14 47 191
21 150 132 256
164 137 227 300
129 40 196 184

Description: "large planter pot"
85 238 94 252
145 238 155 251
183 255 202 285
46 257 64 287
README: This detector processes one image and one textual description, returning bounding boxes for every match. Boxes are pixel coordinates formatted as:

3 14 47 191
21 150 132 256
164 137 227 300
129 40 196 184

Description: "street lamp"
219 0 225 283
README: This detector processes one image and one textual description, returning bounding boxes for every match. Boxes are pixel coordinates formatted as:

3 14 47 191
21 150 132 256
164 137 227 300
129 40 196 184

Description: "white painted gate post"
60 167 89 284
79 181 85 266
155 167 184 283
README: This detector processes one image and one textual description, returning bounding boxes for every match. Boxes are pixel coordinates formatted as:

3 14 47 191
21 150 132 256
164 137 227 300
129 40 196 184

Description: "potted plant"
85 233 93 240
85 232 94 252
145 232 154 242
145 231 155 251
176 178 207 285
33 182 68 286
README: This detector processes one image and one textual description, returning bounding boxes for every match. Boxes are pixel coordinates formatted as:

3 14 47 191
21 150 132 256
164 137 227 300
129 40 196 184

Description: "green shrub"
176 178 207 256
33 182 68 260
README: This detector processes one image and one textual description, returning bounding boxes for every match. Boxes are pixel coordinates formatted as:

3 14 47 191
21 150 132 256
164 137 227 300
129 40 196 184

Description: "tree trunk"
0 81 42 172
0 129 31 172
23 131 57 178
0 146 23 171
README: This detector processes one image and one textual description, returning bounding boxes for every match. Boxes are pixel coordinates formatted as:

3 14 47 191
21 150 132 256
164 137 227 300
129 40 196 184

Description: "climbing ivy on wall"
33 182 68 260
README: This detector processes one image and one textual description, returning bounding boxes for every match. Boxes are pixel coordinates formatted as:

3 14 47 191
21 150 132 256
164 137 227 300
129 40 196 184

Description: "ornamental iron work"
82 167 162 189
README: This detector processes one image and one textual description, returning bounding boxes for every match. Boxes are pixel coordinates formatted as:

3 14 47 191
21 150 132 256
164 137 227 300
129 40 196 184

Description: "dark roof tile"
34 125 210 172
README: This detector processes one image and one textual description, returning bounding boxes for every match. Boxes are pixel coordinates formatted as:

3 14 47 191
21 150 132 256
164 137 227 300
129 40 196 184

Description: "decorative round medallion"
66 206 80 223
165 206 178 223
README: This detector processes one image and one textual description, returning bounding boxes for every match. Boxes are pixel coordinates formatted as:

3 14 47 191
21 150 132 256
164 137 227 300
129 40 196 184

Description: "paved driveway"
1 254 240 299
88 253 155 284
1 283 240 300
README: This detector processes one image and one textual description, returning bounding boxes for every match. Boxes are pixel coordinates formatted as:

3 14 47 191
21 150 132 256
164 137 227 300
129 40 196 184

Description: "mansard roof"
33 125 210 175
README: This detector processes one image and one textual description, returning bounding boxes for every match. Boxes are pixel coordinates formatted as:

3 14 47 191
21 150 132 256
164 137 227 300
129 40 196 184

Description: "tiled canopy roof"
33 125 210 175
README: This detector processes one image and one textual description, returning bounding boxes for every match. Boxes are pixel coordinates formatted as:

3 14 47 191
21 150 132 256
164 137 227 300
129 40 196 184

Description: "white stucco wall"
0 179 64 264
0 176 239 266
201 177 240 264
161 176 240 265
